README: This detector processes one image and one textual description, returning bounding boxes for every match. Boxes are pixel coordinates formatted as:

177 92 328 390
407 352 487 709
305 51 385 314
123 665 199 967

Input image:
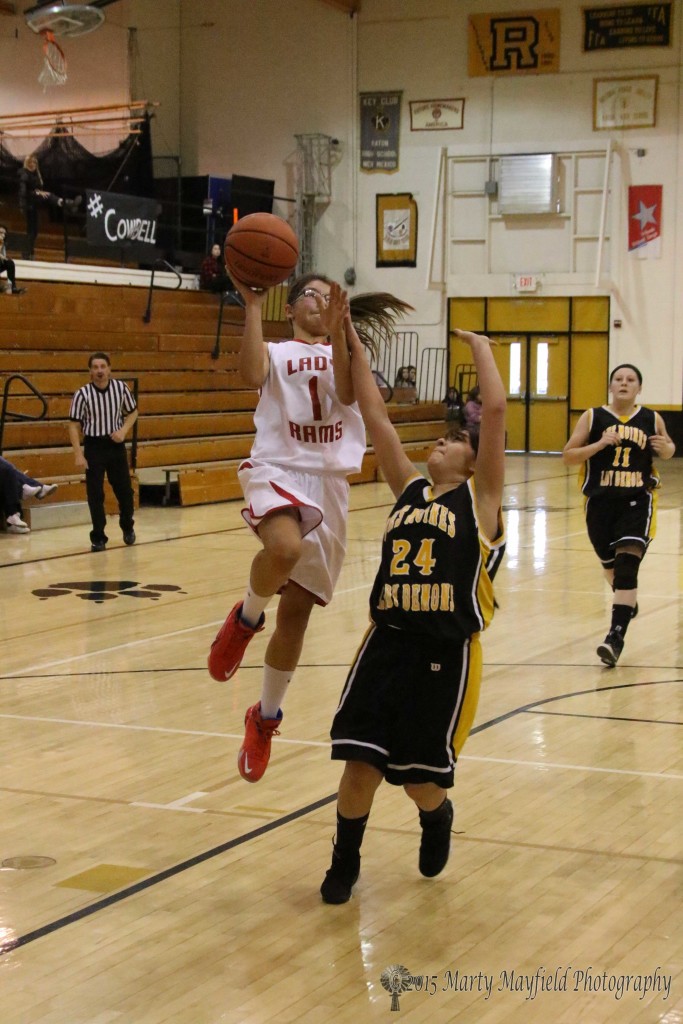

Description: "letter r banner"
468 8 560 77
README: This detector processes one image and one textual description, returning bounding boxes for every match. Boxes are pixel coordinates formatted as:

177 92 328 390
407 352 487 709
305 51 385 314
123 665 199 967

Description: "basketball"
224 213 299 290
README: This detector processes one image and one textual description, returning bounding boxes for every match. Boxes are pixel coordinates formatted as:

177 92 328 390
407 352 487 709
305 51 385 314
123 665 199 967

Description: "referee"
68 351 138 552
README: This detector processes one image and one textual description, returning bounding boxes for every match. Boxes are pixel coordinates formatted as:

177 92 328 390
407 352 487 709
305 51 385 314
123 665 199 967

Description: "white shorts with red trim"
237 459 350 606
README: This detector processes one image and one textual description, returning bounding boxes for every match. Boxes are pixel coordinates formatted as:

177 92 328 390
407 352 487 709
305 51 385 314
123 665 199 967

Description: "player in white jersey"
208 273 411 782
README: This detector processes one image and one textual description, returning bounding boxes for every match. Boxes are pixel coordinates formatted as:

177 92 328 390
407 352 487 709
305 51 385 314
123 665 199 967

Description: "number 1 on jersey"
308 376 322 421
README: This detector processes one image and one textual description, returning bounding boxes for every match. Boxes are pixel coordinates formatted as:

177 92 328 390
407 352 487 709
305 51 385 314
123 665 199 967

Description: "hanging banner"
583 4 672 51
468 9 560 77
360 92 401 173
628 184 662 258
376 193 417 267
86 189 161 256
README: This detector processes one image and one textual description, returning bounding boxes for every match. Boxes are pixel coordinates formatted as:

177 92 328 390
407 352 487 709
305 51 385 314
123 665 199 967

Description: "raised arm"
453 329 506 537
317 282 354 405
563 410 618 466
233 279 270 389
346 318 415 499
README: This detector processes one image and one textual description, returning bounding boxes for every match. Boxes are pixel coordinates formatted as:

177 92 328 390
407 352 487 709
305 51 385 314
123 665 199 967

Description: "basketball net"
38 31 68 89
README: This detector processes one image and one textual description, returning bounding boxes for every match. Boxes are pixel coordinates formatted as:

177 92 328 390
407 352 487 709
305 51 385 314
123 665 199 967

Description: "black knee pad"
613 552 641 592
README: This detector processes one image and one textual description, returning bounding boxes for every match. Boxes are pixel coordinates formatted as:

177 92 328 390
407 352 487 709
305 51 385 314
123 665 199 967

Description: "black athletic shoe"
597 631 624 667
123 530 136 546
91 540 107 552
320 846 360 904
419 798 454 878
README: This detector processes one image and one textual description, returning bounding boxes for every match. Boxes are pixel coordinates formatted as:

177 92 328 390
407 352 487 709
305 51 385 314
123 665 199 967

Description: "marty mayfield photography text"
407 966 671 1002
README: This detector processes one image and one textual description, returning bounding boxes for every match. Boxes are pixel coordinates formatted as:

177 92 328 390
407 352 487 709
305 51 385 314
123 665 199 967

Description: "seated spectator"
394 366 411 387
0 225 26 295
463 384 483 427
19 154 82 259
407 365 417 387
0 455 58 534
200 243 234 294
443 385 462 423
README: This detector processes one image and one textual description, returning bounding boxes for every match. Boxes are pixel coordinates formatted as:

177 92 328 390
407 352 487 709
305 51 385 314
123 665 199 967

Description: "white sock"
260 665 293 719
22 484 41 499
241 586 271 628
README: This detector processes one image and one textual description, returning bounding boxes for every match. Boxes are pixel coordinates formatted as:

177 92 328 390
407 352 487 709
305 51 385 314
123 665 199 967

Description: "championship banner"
86 189 161 255
360 92 401 173
468 8 560 77
628 185 662 258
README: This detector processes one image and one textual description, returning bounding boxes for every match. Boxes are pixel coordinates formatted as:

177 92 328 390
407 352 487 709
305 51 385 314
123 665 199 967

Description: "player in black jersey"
320 294 506 904
563 364 675 667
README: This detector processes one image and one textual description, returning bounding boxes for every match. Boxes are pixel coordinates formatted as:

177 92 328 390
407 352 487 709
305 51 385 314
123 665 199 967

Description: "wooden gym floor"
0 455 681 1023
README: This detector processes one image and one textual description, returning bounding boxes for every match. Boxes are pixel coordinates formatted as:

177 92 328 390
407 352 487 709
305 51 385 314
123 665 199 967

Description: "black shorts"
585 490 656 567
330 624 482 788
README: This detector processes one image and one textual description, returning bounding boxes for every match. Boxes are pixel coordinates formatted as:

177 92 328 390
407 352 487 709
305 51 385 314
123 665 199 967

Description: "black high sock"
610 603 634 637
335 811 369 858
418 798 450 827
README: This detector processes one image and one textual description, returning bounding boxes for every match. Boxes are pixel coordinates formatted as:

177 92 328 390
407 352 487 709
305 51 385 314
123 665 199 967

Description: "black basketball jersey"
580 406 659 497
369 475 505 643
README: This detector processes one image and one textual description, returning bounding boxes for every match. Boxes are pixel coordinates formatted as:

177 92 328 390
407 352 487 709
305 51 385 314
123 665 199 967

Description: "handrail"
142 259 182 324
211 288 246 361
128 377 139 470
0 374 48 455
211 290 227 361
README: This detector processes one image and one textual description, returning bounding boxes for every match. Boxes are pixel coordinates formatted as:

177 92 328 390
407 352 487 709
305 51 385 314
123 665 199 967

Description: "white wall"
353 0 683 407
1 0 681 407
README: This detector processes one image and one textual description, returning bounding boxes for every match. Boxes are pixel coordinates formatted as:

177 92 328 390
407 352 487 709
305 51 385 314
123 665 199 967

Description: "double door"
449 297 610 454
494 334 568 452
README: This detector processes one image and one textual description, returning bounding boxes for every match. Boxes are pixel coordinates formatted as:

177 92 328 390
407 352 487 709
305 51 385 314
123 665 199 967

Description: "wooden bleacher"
0 279 447 517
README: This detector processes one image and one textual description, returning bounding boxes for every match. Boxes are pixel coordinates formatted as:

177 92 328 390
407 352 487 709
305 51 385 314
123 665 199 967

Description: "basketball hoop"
25 3 106 38
38 29 67 88
26 3 106 88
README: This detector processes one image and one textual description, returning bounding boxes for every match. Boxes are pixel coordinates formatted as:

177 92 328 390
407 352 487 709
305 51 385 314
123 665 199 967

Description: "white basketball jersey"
249 339 366 475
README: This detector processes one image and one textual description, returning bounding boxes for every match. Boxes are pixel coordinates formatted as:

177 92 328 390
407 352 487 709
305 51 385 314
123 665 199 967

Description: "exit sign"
515 274 538 292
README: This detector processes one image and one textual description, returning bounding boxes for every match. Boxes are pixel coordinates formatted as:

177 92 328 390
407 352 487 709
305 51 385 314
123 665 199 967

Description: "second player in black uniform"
563 363 675 666
320 305 506 904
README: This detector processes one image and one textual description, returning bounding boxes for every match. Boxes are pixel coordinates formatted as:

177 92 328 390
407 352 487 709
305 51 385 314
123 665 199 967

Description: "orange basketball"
224 213 299 290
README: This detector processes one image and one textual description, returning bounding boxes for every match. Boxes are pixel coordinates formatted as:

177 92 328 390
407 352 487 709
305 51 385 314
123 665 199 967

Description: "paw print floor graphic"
32 581 186 603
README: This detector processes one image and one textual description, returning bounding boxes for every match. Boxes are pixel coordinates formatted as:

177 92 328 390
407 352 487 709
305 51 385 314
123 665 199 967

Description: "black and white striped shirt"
69 379 137 437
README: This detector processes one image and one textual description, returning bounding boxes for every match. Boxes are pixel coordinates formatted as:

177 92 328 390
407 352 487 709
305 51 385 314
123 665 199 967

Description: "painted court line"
1 584 372 680
460 754 683 781
0 713 329 747
0 713 680 778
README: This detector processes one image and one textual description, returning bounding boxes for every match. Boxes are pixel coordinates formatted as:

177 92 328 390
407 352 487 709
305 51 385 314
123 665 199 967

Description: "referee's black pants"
84 437 134 544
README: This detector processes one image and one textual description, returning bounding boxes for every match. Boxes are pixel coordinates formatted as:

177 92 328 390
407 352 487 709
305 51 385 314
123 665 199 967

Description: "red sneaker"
237 702 283 782
208 601 265 681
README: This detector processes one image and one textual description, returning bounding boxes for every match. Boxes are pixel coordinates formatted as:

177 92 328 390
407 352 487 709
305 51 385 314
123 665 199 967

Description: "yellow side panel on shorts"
452 635 483 758
650 489 658 541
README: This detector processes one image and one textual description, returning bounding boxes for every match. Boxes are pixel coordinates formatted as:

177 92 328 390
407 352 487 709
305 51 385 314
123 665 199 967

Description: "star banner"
628 184 662 258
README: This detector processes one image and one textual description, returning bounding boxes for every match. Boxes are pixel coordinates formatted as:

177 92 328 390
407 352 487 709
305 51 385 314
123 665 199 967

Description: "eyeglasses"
297 287 331 305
